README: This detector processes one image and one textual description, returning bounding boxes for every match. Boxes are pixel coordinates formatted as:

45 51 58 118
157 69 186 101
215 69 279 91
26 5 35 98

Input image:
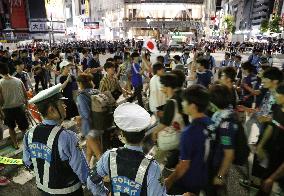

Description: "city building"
92 0 124 40
0 0 29 41
27 0 67 41
27 0 99 41
218 0 279 40
250 0 274 35
92 0 214 42
123 0 208 42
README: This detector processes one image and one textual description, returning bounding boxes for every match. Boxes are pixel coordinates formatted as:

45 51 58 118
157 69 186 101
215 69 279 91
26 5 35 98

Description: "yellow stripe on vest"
0 156 23 165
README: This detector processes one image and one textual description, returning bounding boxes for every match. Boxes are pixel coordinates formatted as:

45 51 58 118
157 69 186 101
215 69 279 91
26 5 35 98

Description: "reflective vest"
109 148 153 196
27 125 81 195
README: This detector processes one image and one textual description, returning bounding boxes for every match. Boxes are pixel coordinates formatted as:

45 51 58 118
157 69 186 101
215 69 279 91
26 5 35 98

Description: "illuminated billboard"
45 0 65 20
10 0 28 29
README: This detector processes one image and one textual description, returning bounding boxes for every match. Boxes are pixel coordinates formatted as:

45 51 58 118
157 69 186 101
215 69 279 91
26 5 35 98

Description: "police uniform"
89 103 183 196
220 59 233 67
22 84 95 195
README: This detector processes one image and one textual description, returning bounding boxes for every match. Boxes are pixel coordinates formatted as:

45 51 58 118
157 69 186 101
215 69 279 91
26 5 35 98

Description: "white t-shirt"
149 75 167 112
0 77 26 109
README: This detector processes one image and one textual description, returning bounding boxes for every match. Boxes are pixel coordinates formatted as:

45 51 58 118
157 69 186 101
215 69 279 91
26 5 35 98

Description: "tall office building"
251 0 274 29
93 0 212 41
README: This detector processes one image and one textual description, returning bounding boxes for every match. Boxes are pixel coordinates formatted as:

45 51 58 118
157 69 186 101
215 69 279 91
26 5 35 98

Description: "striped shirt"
99 75 122 93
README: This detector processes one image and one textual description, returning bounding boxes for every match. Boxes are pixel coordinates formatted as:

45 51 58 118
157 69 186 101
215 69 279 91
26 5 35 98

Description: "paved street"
0 50 283 196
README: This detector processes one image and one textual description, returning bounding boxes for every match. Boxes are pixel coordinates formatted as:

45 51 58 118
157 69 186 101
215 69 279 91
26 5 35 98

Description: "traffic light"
272 13 276 20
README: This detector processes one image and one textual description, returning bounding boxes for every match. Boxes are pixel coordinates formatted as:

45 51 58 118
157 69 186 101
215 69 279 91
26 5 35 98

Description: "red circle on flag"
147 41 154 50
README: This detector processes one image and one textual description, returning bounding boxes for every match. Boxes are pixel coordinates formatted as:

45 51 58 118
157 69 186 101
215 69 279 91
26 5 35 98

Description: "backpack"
233 120 250 165
219 116 250 166
80 90 116 131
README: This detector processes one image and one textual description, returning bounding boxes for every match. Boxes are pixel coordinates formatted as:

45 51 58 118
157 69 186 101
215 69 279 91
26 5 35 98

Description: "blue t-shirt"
131 63 143 87
212 117 238 170
197 70 213 88
178 117 213 191
242 74 260 96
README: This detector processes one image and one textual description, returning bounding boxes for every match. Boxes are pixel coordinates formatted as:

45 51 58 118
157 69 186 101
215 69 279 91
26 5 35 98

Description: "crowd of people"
0 39 283 196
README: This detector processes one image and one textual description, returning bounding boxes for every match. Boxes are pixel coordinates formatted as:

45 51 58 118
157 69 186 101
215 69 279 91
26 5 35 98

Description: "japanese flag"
143 39 158 53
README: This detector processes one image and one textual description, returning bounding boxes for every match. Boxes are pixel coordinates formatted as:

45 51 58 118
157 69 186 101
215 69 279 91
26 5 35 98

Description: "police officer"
181 50 190 65
220 52 233 67
89 102 190 196
22 84 95 195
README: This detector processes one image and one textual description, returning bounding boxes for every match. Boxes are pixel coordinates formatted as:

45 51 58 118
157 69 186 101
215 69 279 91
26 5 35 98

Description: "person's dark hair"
262 67 283 83
124 52 130 58
235 55 242 60
48 53 56 60
196 58 210 70
276 82 284 95
206 49 211 53
209 84 233 109
82 49 88 55
183 49 190 54
92 51 99 56
36 49 42 54
104 62 115 70
225 52 231 57
171 69 185 88
241 61 255 73
21 49 28 54
131 52 140 59
260 56 268 64
11 53 18 58
106 58 114 63
156 55 164 64
77 73 94 89
160 73 179 89
196 52 204 58
14 60 23 66
34 51 40 56
67 55 74 62
121 130 145 144
65 49 71 54
218 67 237 81
173 55 181 62
36 102 52 117
182 84 209 113
114 55 122 61
145 53 151 59
152 62 164 75
0 62 9 75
